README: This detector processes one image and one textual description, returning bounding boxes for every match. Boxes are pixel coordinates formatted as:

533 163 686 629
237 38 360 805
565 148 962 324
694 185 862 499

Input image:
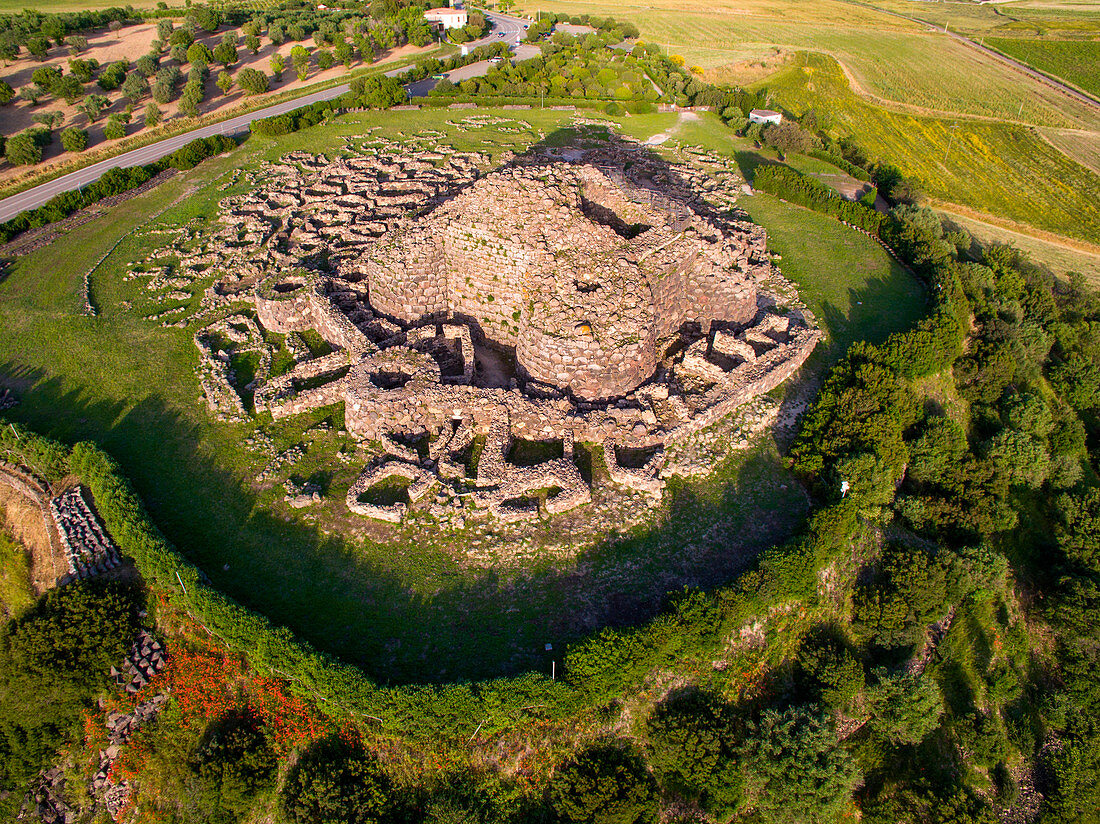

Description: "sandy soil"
0 483 64 593
0 20 435 189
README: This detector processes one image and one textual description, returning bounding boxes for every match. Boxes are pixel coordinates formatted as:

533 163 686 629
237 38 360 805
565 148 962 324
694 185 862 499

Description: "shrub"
5 130 43 166
189 709 277 823
60 126 88 152
236 67 269 95
280 738 393 824
646 689 741 811
551 742 658 824
742 706 861 824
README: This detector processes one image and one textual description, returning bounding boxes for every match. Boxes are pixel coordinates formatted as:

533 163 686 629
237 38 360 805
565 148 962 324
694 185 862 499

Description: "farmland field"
986 37 1100 97
0 108 922 683
758 52 1100 245
518 0 1100 128
1041 126 1100 174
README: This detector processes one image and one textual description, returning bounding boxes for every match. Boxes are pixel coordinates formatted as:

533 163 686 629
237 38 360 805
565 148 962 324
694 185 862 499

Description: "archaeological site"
127 126 820 526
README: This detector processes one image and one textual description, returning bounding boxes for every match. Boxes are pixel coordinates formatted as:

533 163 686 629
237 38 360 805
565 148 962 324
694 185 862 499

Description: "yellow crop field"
760 52 1100 244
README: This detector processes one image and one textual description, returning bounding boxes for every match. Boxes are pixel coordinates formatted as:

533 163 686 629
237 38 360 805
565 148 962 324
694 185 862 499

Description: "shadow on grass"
1 368 809 684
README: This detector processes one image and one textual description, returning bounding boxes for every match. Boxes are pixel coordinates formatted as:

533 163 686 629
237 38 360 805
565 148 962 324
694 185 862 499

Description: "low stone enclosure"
123 125 821 524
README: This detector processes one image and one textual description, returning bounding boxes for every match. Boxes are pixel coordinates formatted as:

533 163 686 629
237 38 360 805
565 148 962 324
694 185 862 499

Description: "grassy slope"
0 109 923 683
986 37 1100 97
758 52 1100 245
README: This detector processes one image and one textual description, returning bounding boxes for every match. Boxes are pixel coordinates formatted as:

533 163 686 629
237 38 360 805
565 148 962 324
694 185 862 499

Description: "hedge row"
0 135 238 245
250 100 341 136
752 163 885 235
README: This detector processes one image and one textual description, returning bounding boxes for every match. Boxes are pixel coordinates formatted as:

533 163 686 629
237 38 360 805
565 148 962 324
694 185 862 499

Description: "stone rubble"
49 486 121 584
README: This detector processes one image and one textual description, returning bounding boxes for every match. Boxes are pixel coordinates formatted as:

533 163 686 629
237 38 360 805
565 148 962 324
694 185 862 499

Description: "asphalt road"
0 11 544 224
0 82 352 223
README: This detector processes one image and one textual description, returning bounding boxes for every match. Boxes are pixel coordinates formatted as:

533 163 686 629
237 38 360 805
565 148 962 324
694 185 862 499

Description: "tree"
316 49 335 70
0 81 12 105
291 44 310 80
865 669 944 745
26 35 50 61
335 40 353 66
236 68 268 95
245 34 261 55
68 57 98 83
179 79 204 117
135 54 158 77
65 34 88 55
189 709 277 824
18 85 43 105
5 130 42 165
742 706 861 824
97 61 128 92
550 743 658 824
280 738 393 824
157 19 174 44
270 53 286 81
52 75 85 104
213 41 238 67
152 65 180 103
121 71 149 104
144 101 161 128
31 66 63 92
216 70 233 95
60 126 88 152
187 42 214 66
349 74 405 109
103 115 126 139
31 110 64 129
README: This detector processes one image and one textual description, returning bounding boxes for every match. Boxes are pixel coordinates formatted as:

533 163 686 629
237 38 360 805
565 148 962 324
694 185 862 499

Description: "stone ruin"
49 486 122 583
123 129 820 524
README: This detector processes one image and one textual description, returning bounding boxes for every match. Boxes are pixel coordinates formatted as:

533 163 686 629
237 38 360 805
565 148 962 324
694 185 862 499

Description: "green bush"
0 579 143 792
550 742 658 824
60 126 88 152
280 738 393 824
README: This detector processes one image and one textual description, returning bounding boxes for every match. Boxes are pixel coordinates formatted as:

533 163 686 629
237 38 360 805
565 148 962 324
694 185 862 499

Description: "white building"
425 7 469 29
748 108 783 126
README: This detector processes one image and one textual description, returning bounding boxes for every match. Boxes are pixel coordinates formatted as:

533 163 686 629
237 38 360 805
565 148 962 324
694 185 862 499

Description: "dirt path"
645 110 699 145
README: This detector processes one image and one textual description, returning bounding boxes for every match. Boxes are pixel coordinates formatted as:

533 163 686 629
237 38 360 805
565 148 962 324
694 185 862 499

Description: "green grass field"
986 37 1100 97
758 52 1100 245
0 109 924 682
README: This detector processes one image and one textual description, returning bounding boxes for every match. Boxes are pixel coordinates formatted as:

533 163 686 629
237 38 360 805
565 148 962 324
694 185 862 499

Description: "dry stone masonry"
49 486 121 583
122 125 820 525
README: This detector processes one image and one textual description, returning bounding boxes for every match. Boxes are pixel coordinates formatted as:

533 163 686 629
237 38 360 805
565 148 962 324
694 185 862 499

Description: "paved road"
406 59 494 97
0 83 353 223
0 11 538 224
466 10 529 52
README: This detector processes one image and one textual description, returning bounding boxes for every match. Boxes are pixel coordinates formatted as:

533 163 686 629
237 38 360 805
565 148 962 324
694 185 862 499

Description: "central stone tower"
361 162 760 400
